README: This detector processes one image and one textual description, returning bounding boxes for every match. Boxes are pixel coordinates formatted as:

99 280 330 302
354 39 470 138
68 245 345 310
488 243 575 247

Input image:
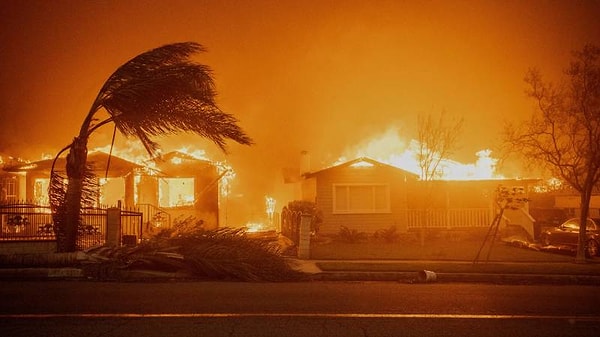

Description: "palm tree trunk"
59 137 88 252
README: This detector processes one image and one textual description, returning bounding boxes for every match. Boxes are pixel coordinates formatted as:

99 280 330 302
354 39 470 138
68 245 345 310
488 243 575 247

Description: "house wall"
301 177 316 202
308 164 539 237
314 165 414 235
193 165 219 222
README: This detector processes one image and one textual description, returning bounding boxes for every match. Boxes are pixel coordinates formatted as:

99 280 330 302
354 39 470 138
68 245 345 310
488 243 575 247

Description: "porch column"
106 207 121 246
297 214 311 259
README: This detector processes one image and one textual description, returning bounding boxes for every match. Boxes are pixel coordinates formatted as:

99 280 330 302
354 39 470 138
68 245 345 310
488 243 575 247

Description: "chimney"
300 150 311 176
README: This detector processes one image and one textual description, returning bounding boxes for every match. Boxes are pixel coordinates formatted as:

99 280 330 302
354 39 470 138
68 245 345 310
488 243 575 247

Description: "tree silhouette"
415 110 463 246
504 44 600 262
50 42 253 252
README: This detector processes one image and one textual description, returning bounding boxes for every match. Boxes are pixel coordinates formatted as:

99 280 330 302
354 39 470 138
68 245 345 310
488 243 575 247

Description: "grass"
309 229 600 275
309 229 578 263
315 260 600 275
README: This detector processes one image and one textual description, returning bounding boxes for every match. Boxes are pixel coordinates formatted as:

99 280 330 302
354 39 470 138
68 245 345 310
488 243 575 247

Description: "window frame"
332 183 391 214
158 177 196 208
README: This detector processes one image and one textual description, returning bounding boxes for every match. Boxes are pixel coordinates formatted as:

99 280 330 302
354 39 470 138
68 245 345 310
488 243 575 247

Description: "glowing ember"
243 196 277 233
245 222 265 233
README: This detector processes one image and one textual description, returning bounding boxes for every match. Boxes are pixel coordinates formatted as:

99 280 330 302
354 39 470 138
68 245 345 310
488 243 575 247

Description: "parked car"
540 217 600 257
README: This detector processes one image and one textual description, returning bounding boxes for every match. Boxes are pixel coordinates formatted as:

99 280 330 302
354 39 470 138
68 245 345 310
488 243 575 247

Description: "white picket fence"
403 208 493 230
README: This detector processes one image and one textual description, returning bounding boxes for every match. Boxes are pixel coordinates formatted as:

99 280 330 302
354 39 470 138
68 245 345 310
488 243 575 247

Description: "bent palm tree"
51 42 253 252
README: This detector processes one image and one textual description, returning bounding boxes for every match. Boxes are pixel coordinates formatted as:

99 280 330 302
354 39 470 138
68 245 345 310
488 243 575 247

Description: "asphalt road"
0 281 598 336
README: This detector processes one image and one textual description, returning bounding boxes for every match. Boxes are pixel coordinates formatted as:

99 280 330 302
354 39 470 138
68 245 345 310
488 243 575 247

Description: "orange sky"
1 0 599 218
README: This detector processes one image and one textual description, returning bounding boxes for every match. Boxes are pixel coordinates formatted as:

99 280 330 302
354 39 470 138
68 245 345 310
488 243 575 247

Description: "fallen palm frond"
86 223 306 282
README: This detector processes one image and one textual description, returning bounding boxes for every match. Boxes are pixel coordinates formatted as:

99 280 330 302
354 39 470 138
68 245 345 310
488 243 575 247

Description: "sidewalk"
1 257 599 284
290 259 600 285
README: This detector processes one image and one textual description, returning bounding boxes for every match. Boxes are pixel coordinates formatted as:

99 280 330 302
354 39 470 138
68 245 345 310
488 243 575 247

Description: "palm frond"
87 42 252 156
87 221 306 281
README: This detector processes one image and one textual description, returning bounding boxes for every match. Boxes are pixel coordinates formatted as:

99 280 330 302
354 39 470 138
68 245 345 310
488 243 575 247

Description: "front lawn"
309 229 576 262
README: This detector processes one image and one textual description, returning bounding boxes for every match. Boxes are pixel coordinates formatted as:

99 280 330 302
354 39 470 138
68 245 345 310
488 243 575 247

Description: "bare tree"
417 110 464 181
415 110 463 245
51 42 253 252
504 44 600 262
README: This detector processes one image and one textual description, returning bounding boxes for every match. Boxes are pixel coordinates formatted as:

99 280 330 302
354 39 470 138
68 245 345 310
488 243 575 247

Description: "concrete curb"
0 268 84 280
310 271 600 285
1 268 599 285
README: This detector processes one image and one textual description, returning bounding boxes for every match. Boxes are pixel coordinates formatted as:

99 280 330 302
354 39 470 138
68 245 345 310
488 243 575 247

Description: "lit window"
333 184 390 214
99 177 125 206
159 177 195 207
34 178 50 205
0 177 17 202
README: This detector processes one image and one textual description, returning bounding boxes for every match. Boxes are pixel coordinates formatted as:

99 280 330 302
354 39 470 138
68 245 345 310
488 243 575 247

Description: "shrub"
285 200 323 235
86 217 307 281
374 225 400 243
337 226 368 243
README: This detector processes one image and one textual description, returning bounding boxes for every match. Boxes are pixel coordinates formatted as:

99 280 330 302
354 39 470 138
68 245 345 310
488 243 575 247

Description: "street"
1 281 599 336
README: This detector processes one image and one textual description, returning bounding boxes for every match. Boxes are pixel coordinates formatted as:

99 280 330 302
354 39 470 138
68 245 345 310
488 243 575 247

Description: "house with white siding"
301 157 538 238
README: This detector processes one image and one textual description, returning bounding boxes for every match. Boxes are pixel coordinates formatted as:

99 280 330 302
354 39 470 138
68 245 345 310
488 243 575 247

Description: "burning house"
141 151 223 229
300 157 539 238
1 151 141 206
1 150 225 230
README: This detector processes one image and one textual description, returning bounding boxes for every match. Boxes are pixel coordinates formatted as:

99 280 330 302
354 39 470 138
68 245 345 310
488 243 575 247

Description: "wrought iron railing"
0 201 142 249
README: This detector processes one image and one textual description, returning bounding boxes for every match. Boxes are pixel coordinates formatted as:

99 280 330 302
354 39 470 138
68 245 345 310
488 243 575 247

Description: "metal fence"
281 207 302 245
0 201 142 250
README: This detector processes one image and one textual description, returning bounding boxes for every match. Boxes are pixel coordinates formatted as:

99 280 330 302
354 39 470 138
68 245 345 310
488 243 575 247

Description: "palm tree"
51 42 253 252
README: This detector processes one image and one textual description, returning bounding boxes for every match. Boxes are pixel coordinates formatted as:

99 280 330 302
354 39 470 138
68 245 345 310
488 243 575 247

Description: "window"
159 177 195 207
333 184 390 214
0 177 17 202
34 178 50 205
98 177 125 206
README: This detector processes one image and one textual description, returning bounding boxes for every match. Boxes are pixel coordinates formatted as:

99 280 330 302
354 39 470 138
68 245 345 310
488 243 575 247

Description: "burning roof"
304 157 419 179
2 151 142 177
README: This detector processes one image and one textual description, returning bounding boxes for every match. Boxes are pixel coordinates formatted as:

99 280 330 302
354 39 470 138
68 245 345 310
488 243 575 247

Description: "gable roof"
304 157 419 179
2 151 142 177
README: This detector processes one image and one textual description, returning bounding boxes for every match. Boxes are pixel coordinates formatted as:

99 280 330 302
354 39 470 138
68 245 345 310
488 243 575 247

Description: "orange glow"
336 127 503 180
243 196 277 232
265 196 276 225
173 146 210 161
3 1 596 223
245 222 266 233
88 143 238 204
159 177 194 207
33 178 49 205
91 141 156 167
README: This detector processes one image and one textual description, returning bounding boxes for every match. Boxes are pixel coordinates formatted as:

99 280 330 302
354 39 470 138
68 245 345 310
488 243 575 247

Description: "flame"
91 140 155 166
532 177 563 193
337 127 503 180
243 196 277 233
88 142 238 203
265 196 276 225
245 222 266 233
173 146 210 161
